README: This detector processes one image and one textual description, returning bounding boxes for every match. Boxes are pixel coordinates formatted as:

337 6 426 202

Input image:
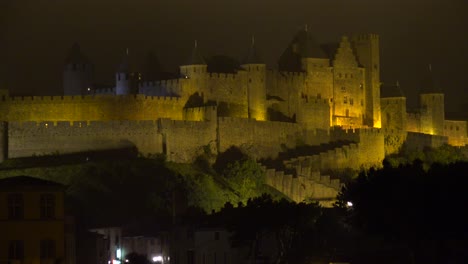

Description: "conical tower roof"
295 26 327 59
242 36 263 64
117 48 130 73
184 41 206 66
381 81 405 98
65 43 90 65
420 65 442 94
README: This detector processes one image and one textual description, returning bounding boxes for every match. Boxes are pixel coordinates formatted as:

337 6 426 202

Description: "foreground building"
0 176 74 264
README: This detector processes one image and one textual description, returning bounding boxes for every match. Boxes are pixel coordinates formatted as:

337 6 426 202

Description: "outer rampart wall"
264 164 340 206
405 132 448 152
444 120 468 146
330 127 385 169
382 129 408 155
217 118 302 159
7 120 163 158
159 119 217 163
0 95 185 122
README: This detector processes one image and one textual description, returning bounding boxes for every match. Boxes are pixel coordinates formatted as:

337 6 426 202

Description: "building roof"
0 176 64 190
242 36 263 64
117 49 130 73
278 27 327 71
65 43 90 65
183 41 206 66
143 52 163 81
296 28 328 59
420 65 442 94
381 82 405 98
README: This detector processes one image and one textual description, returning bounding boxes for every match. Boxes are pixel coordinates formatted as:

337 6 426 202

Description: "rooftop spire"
184 40 206 65
243 35 263 64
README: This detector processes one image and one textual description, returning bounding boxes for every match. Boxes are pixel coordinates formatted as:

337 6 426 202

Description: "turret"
179 41 207 98
350 34 381 128
115 49 140 95
241 36 266 121
179 41 207 79
63 43 93 95
419 65 444 135
380 81 407 130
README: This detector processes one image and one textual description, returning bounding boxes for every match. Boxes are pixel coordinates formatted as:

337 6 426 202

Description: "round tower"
179 41 208 98
419 65 444 135
63 43 93 95
115 49 131 95
241 36 267 121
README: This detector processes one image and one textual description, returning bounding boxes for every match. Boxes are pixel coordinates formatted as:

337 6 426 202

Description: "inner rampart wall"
0 95 185 122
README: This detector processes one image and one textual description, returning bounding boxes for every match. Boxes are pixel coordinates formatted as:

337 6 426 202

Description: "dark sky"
0 0 467 112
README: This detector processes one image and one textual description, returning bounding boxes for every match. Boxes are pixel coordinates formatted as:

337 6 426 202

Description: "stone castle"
0 28 466 202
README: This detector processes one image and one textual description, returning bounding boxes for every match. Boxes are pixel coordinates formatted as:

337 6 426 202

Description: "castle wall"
264 166 340 205
139 79 183 97
405 132 448 152
159 119 217 163
0 95 185 122
420 93 445 135
444 120 468 146
330 127 385 169
206 73 248 118
7 121 163 158
217 118 302 159
406 112 421 133
296 98 331 131
266 71 305 119
381 97 407 131
383 129 408 155
183 106 217 122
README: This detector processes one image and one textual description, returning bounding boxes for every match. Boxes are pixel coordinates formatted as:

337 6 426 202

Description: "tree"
338 161 468 263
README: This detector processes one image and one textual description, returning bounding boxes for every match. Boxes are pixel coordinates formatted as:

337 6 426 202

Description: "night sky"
0 0 467 112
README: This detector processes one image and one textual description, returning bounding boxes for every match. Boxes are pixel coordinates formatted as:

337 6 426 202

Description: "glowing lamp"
152 256 163 262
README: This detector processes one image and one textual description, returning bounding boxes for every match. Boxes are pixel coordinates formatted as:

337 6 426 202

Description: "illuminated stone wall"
264 167 340 205
332 36 367 127
7 120 163 158
217 117 302 159
0 95 185 122
159 119 217 163
444 120 468 146
330 127 385 169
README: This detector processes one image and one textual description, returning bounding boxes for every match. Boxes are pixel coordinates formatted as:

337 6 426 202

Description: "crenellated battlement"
1 94 182 103
353 33 379 41
208 72 238 80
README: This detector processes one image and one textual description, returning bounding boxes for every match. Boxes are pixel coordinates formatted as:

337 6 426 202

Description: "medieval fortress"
0 29 466 201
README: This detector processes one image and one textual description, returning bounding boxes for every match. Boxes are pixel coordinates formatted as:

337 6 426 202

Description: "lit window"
40 194 55 219
8 193 23 219
40 240 56 259
9 240 24 260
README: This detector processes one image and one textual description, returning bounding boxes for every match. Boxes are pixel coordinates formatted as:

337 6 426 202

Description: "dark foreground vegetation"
0 145 467 263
